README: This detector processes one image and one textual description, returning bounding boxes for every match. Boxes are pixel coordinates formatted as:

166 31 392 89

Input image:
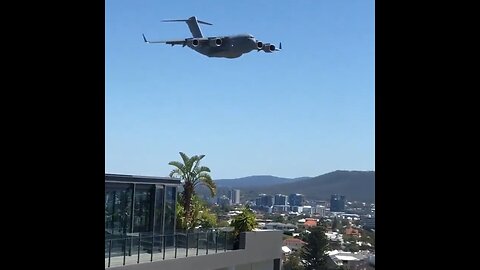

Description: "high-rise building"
230 189 240 205
288 193 305 206
256 194 274 207
274 194 288 206
330 194 346 212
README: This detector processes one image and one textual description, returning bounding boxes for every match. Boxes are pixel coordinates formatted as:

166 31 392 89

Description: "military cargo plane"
142 16 281 59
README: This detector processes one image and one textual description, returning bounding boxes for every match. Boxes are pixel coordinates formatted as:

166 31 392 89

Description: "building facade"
288 193 304 207
274 194 288 206
313 205 326 216
105 173 181 260
105 174 283 270
230 189 240 205
330 194 346 212
255 194 274 207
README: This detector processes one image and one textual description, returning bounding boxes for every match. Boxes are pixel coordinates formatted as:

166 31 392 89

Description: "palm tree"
169 152 216 230
231 205 257 248
231 206 257 236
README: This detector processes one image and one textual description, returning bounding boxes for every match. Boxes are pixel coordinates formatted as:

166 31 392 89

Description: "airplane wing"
142 34 186 46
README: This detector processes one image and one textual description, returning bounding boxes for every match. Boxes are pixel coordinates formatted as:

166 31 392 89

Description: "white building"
290 206 303 213
313 205 326 216
326 250 374 269
301 205 313 215
230 189 240 205
263 222 297 232
272 205 289 213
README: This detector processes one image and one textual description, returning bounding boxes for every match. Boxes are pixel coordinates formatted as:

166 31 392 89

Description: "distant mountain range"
214 175 310 188
209 170 375 203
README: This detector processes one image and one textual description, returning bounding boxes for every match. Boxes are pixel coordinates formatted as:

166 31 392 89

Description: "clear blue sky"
105 0 375 179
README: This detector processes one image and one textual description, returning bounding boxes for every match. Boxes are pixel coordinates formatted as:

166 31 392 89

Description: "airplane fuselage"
187 34 258 59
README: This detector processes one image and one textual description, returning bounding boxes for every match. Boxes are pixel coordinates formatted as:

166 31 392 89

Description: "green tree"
216 220 230 227
176 195 218 231
231 205 257 248
169 152 216 231
328 240 342 251
193 197 217 229
231 205 257 236
273 215 285 223
298 230 310 242
284 250 305 270
331 217 339 231
301 226 330 270
345 243 359 253
176 200 187 230
359 228 375 250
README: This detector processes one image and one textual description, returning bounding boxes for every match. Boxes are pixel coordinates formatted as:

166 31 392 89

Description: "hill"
214 175 308 188
242 170 375 202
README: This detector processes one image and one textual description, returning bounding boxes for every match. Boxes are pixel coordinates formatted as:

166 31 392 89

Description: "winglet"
275 42 282 51
142 34 148 43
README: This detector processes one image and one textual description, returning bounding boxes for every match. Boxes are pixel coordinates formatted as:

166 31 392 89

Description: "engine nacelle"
256 41 263 50
262 43 276 53
209 38 222 47
188 39 200 47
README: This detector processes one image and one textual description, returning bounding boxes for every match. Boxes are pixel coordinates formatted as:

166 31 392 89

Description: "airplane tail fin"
162 16 212 38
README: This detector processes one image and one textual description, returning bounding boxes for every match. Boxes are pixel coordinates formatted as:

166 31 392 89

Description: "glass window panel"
133 184 155 234
164 186 176 247
105 183 133 240
154 185 164 235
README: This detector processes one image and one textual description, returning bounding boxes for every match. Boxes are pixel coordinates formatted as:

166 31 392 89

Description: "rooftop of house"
335 255 360 261
328 250 372 261
283 238 306 245
304 220 317 227
264 222 297 228
345 227 360 235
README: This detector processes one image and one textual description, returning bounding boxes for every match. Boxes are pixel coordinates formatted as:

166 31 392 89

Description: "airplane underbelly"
211 49 242 58
213 43 253 58
192 41 252 58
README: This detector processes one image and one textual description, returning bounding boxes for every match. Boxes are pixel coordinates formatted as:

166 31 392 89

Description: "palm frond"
191 155 205 173
168 161 185 171
198 173 216 197
185 154 199 172
179 152 190 167
169 168 183 178
195 166 211 174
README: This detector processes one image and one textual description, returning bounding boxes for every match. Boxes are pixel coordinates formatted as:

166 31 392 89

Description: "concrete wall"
235 259 273 270
115 230 282 270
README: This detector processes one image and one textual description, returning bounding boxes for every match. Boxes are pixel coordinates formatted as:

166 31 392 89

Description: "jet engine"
256 41 263 50
262 43 276 53
189 39 200 47
209 38 223 47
